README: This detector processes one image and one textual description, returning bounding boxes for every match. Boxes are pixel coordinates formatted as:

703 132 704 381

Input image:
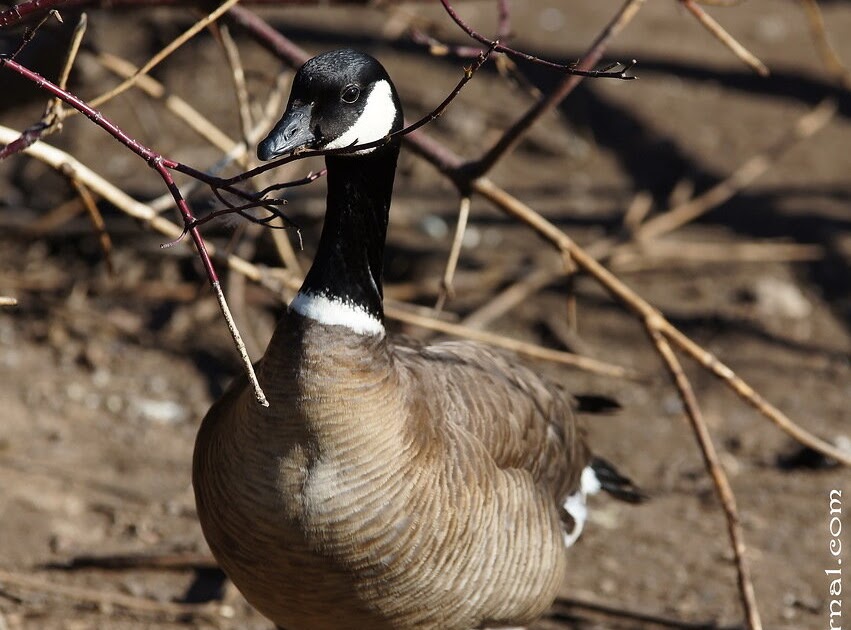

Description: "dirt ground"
0 1 849 629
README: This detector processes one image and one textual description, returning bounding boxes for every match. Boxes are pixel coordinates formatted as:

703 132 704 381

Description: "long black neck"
298 143 400 322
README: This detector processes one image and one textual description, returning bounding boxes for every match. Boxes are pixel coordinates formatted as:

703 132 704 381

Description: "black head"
257 49 404 161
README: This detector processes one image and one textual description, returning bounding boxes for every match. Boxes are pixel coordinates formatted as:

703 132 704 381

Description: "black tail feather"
591 456 647 503
574 394 621 414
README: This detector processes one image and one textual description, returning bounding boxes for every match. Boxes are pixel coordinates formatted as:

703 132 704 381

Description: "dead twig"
799 0 851 88
679 0 769 76
634 99 836 242
610 240 824 273
462 0 645 178
71 0 243 114
644 320 762 630
0 297 17 307
63 167 115 274
439 0 636 81
95 51 243 162
42 12 87 125
49 552 218 572
0 57 269 406
214 22 254 147
435 195 470 312
388 305 638 379
470 178 851 468
0 11 82 159
461 264 562 330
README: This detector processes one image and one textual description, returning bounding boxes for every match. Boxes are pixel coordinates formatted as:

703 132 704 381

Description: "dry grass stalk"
70 0 243 115
610 241 824 272
65 172 115 274
644 321 762 630
96 52 243 162
435 195 471 312
43 12 87 125
635 99 837 242
471 177 850 468
680 0 769 76
216 22 254 144
799 0 851 88
386 305 637 379
461 264 561 330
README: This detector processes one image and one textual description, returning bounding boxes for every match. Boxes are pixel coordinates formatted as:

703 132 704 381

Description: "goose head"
258 49 404 160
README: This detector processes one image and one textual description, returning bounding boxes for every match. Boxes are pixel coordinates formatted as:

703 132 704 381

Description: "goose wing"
394 340 589 503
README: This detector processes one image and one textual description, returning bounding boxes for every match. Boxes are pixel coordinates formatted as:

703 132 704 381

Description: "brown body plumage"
195 316 587 629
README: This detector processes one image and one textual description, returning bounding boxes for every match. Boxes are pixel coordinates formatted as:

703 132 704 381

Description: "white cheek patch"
290 291 384 336
324 80 397 153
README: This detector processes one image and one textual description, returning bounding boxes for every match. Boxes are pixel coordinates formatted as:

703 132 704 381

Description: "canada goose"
193 48 642 630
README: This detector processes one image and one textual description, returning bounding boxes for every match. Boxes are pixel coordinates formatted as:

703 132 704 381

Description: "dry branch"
799 0 851 88
466 0 646 178
634 99 836 242
644 321 762 630
435 195 470 312
680 0 769 76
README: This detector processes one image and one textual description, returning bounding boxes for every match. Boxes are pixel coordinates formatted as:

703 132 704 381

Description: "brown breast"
193 312 581 629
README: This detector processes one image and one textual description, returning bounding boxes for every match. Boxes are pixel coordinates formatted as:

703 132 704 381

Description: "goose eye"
341 85 360 104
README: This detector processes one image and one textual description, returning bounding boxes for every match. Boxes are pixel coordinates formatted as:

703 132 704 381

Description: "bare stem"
680 0 769 76
644 321 762 630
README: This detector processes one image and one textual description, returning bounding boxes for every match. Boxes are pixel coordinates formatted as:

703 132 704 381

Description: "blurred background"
0 1 849 628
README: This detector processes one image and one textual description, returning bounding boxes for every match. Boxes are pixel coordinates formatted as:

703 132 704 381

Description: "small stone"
420 215 448 240
132 398 188 425
751 277 812 320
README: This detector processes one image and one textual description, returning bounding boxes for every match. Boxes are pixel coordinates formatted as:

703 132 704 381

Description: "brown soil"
1 2 849 629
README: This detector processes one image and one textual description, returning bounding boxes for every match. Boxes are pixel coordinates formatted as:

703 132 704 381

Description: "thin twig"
798 0 851 88
610 240 824 273
0 297 17 307
470 177 851 466
95 51 244 162
386 305 638 379
43 12 87 124
0 11 83 160
634 99 836 242
0 0 465 28
438 0 636 80
64 168 115 274
680 0 769 76
644 320 762 630
461 264 561 330
465 0 646 178
82 0 242 112
215 22 254 145
0 57 269 406
435 195 470 312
